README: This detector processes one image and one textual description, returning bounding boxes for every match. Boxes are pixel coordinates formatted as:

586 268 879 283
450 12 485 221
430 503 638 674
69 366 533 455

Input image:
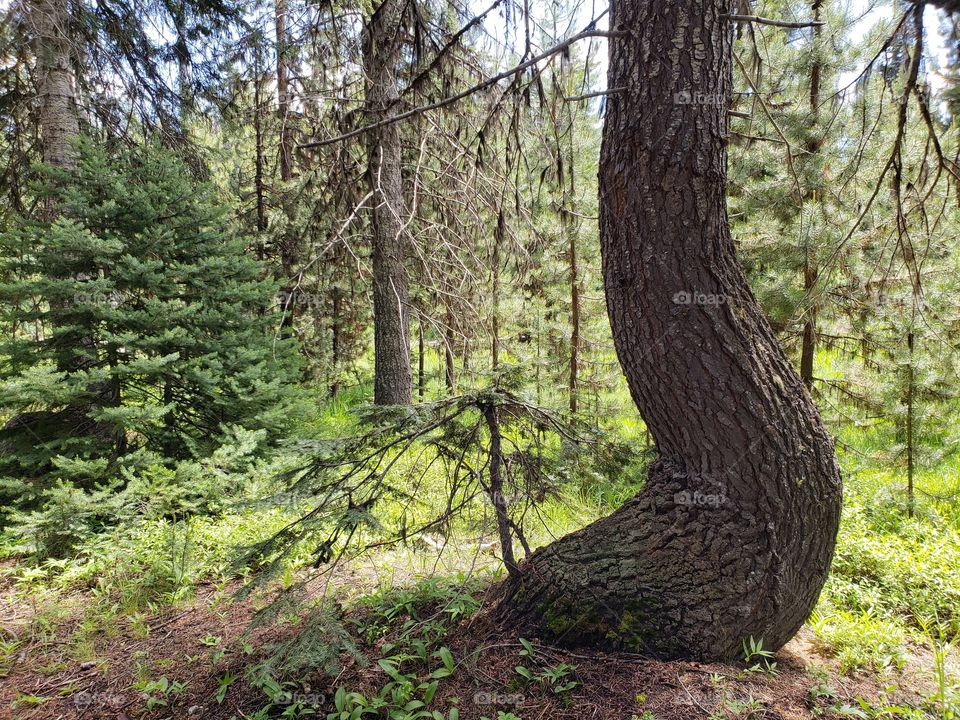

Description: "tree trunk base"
498 457 839 661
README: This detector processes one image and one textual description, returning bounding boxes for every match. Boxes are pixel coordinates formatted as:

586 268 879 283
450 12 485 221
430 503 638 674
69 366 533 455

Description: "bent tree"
501 0 843 659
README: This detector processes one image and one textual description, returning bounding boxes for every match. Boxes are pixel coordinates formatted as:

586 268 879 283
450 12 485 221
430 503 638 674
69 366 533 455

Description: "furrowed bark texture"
365 0 412 405
32 0 79 176
500 0 842 660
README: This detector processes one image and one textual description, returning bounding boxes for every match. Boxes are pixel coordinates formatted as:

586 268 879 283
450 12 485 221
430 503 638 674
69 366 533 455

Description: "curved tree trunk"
365 0 412 405
500 0 842 660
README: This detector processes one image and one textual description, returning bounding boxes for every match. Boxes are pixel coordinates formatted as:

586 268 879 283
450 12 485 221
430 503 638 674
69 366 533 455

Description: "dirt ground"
0 570 939 720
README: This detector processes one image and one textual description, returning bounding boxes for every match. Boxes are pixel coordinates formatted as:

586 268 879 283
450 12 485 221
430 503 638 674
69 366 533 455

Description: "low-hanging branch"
235 384 642 596
299 28 627 149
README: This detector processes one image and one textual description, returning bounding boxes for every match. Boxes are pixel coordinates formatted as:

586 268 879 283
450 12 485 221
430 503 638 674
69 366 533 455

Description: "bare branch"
299 29 627 149
563 87 625 102
723 14 825 28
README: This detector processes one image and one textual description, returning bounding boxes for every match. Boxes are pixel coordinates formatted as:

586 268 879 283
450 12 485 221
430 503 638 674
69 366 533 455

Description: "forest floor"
0 550 950 720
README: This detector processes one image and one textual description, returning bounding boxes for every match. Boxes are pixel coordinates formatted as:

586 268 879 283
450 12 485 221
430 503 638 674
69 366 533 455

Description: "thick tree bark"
500 0 842 660
32 0 79 178
365 0 412 405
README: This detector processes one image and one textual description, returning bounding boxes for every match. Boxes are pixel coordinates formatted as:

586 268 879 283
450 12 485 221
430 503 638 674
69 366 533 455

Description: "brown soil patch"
0 571 937 720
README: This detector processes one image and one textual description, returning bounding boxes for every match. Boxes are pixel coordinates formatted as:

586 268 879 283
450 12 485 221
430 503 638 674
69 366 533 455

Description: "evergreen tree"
0 138 301 504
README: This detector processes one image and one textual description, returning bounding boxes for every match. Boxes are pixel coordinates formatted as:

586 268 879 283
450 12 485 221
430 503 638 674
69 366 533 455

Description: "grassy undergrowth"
2 387 960 718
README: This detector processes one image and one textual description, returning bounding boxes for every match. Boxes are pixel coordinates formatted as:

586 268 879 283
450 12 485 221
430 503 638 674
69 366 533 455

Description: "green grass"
809 608 907 673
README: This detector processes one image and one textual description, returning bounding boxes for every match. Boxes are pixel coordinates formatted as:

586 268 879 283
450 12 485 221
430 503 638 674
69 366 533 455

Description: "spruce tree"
0 138 301 502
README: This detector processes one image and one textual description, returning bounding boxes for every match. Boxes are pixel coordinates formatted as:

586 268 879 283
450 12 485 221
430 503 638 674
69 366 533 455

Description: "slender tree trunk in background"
253 70 268 242
172 2 192 116
330 273 342 398
275 0 303 334
275 0 293 187
444 306 456 392
568 234 580 413
418 315 425 401
565 160 580 413
32 0 79 184
800 264 817 388
535 310 542 405
482 402 518 580
799 0 824 390
491 211 503 370
906 330 915 517
501 0 842 660
365 0 411 405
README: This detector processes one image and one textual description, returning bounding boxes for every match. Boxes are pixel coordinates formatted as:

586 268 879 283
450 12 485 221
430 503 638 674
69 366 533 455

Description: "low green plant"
810 609 906 674
0 638 21 677
918 617 960 720
740 636 777 674
513 638 578 697
709 695 762 720
215 671 238 704
134 675 188 711
832 689 925 719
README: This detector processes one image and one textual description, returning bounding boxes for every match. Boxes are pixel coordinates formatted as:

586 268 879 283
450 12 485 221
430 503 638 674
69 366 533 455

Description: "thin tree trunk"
275 0 302 334
418 315 425 401
906 330 915 517
365 0 411 405
501 0 842 660
331 273 342 398
799 0 824 390
482 402 518 580
444 305 456 392
800 262 817 388
565 173 580 414
568 239 580 413
491 211 503 370
275 0 293 187
253 69 267 240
